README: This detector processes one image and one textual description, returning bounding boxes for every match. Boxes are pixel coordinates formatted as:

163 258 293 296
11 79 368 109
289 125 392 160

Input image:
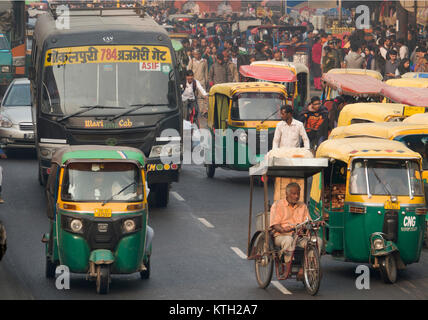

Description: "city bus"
0 0 26 90
30 5 182 207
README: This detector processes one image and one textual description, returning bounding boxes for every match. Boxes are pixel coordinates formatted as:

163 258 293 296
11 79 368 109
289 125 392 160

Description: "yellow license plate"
384 200 400 210
94 208 112 218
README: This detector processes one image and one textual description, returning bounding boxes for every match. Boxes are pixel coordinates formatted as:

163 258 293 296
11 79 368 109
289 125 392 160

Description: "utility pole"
338 0 342 26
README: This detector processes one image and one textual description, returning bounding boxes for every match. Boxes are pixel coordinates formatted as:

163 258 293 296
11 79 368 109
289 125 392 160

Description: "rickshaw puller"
270 182 321 263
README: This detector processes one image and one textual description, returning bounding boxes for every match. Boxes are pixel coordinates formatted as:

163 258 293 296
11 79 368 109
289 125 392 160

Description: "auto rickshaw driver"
270 182 322 263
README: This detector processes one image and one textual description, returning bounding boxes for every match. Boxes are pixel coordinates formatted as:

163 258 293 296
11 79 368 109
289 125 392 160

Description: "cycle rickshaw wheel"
254 232 274 289
303 243 321 296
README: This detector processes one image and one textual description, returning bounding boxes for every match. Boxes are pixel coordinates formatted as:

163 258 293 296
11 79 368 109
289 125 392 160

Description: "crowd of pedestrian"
144 3 428 150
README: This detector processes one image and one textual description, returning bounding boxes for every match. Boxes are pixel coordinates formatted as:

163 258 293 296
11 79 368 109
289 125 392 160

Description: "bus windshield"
349 159 424 197
230 92 286 121
41 45 176 116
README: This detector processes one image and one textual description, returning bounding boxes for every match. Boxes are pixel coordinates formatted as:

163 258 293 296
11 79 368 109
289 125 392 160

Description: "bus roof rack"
48 1 146 19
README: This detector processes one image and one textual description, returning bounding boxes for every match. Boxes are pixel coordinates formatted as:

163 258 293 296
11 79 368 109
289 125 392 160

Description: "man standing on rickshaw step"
270 182 322 263
181 70 208 126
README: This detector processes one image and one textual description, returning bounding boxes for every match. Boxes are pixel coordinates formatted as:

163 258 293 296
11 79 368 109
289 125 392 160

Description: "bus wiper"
101 181 137 206
58 105 125 123
260 108 279 124
108 104 168 121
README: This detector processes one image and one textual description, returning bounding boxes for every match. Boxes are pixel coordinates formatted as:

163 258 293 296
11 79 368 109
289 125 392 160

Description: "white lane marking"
231 247 247 259
171 191 185 201
198 218 214 228
394 284 411 295
272 281 292 295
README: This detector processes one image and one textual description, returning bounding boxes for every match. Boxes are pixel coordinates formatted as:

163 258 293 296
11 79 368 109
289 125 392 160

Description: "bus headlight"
70 219 83 233
149 144 180 158
1 65 10 73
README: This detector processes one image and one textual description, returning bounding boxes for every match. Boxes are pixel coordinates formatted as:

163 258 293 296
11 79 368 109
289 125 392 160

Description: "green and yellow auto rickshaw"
309 138 426 283
204 82 287 177
42 145 152 294
330 122 428 247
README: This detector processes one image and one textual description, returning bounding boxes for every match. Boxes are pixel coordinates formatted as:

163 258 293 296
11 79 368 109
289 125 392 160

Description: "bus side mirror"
28 66 36 81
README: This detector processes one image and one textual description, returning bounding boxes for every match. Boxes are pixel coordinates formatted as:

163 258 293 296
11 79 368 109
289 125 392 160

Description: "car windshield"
230 92 285 121
349 159 424 196
3 83 31 106
61 162 143 202
41 45 177 116
395 134 428 170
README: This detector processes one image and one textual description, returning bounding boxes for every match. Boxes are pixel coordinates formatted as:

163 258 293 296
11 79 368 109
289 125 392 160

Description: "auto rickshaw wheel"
254 232 273 289
96 265 110 294
140 257 150 280
206 164 215 178
379 254 397 284
45 256 57 279
303 244 321 296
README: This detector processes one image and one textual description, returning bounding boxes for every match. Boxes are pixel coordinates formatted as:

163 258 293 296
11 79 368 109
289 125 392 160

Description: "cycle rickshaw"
247 155 328 295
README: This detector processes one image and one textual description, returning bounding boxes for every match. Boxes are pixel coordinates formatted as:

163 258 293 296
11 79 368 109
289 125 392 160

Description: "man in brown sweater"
187 49 209 114
209 53 230 87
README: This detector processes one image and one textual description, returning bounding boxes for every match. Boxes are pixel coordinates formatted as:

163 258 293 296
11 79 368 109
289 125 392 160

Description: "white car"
0 78 35 149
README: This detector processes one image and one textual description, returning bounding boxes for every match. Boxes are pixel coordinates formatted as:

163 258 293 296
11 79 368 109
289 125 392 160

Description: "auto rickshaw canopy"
385 78 428 88
381 86 428 106
239 64 297 82
207 82 287 129
401 72 428 79
51 145 146 166
322 69 385 97
251 60 309 77
403 112 428 124
337 103 406 126
330 122 428 140
316 137 421 164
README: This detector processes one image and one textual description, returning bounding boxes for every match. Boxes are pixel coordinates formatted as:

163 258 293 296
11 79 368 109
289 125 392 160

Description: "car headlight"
1 65 10 73
239 132 247 143
373 238 384 250
0 116 13 128
123 219 136 233
70 219 83 233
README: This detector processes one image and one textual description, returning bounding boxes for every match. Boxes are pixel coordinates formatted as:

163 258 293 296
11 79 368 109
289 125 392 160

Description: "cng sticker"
401 216 417 232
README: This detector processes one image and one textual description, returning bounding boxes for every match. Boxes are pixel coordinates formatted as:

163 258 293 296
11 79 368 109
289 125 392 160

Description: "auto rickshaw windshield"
395 134 428 170
61 162 143 202
231 92 285 121
349 159 423 197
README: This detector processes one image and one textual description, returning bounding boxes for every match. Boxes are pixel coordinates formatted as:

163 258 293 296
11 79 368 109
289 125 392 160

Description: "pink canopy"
239 65 297 83
381 86 428 106
322 73 386 96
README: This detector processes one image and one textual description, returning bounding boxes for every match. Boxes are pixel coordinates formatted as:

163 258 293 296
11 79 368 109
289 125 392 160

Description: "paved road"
0 149 427 299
